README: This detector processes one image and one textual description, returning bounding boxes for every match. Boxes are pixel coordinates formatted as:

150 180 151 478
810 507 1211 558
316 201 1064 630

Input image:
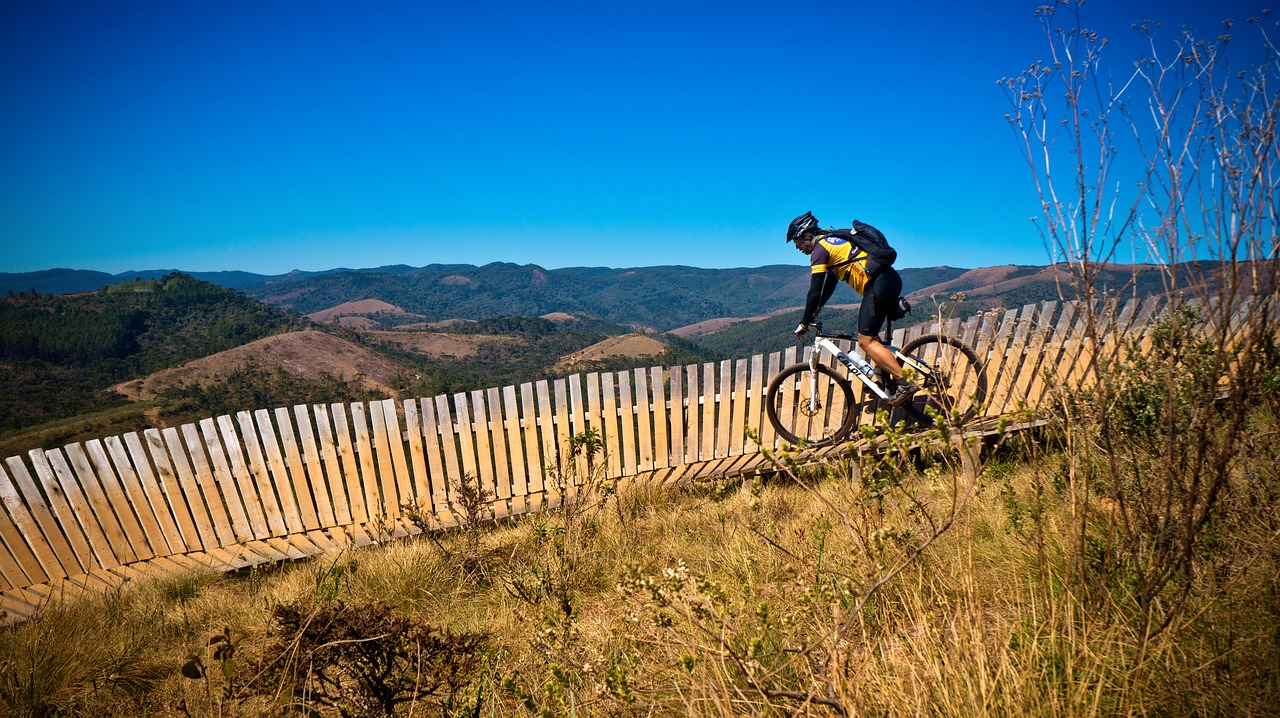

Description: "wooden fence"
0 296 1174 622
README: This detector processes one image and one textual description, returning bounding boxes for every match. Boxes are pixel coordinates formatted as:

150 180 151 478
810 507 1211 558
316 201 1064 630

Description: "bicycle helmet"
786 211 818 244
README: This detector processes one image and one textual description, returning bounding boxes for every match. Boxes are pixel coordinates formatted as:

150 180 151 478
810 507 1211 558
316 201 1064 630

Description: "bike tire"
765 362 857 447
897 334 987 425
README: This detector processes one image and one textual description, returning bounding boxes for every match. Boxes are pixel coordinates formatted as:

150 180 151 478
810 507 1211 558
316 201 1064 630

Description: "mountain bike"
765 317 987 447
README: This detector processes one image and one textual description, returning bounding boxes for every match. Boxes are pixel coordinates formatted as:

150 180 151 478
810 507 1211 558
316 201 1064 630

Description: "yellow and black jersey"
810 234 871 295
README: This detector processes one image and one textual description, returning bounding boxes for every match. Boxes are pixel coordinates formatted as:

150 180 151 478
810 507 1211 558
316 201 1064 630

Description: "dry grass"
1 430 1277 717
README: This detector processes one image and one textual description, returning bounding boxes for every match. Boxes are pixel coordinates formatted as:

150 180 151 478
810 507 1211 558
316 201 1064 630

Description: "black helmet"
786 211 818 243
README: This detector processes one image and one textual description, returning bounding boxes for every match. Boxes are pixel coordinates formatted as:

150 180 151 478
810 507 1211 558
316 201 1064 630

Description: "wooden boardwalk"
0 297 1170 623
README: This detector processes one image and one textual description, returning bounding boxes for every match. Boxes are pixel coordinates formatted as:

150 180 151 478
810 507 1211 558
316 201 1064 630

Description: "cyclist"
785 211 919 406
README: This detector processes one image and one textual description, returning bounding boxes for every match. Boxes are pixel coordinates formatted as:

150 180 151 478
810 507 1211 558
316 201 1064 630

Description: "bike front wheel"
897 334 987 425
765 363 857 447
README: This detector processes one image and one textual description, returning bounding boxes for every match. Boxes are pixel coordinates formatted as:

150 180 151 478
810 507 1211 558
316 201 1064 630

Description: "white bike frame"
804 322 927 408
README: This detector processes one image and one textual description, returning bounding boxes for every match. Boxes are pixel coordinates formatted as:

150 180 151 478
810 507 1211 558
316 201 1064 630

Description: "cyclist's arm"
800 244 838 325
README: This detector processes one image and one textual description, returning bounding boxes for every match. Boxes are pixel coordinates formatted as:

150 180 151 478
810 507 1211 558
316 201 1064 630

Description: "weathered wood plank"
684 365 700 462
143 429 205 552
122 432 186 553
599 373 622 479
501 386 527 505
434 394 464 509
420 397 451 515
65 443 139 563
632 370 654 472
761 352 781 447
233 412 288 537
101 436 171 556
2 458 75 579
535 380 557 499
470 390 498 504
195 421 254 542
616 372 637 478
520 383 544 502
649 367 670 470
84 440 153 560
700 363 717 462
715 360 732 458
368 400 403 518
252 410 306 535
729 359 749 456
273 407 321 531
669 369 685 467
213 418 271 539
452 392 481 500
24 451 96 570
568 375 591 484
324 404 362 526
402 399 431 511
381 399 415 515
349 403 383 522
174 426 236 547
292 406 337 528
487 387 513 505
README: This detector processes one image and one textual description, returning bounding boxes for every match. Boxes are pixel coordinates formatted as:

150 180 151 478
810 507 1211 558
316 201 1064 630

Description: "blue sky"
0 0 1261 275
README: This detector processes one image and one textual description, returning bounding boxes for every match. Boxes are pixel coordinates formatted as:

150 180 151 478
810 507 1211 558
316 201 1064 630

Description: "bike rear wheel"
765 363 857 447
897 334 987 425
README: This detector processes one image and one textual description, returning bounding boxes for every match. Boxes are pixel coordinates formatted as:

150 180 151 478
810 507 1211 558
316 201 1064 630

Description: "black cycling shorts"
858 267 903 338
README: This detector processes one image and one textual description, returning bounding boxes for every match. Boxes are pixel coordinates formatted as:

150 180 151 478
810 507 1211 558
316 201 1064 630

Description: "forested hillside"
0 274 308 444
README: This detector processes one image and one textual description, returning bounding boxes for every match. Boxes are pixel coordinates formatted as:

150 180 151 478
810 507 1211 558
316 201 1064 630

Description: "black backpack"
824 220 897 276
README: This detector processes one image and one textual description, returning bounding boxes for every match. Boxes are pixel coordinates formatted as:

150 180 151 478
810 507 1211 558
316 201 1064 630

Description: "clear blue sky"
0 0 1259 275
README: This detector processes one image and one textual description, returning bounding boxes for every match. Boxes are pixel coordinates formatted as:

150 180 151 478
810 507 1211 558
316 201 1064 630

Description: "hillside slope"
114 330 412 400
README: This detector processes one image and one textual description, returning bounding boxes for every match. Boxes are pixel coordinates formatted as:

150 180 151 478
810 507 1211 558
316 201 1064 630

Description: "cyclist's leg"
858 269 904 377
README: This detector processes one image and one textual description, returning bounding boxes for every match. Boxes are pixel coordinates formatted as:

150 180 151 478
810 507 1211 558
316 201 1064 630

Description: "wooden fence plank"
744 355 764 454
292 406 336 528
649 367 670 470
599 373 621 479
84 440 153 560
568 376 590 483
419 396 450 514
213 418 270 540
488 387 513 505
470 390 498 506
3 457 78 578
669 369 685 467
370 400 407 518
729 359 749 456
616 372 637 477
174 427 236 547
500 387 527 512
632 370 653 472
143 429 204 552
101 436 171 557
233 413 288 537
325 404 366 527
383 399 415 515
701 363 717 462
716 361 732 458
402 399 431 511
1005 301 1058 413
552 379 573 481
195 421 254 542
121 433 185 553
65 443 138 563
273 408 321 531
252 411 306 535
989 304 1039 416
434 394 464 509
535 380 557 496
349 403 382 524
761 352 781 447
0 501 38 589
452 392 481 498
0 478 49 586
24 451 95 570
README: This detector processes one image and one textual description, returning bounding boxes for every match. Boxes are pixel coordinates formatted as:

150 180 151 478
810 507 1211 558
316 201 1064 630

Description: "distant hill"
114 330 412 400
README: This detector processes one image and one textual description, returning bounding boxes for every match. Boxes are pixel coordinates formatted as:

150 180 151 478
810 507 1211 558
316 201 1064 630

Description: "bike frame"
805 320 897 402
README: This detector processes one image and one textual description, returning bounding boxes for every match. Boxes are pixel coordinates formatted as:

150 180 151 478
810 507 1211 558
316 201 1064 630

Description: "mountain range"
0 261 1176 332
